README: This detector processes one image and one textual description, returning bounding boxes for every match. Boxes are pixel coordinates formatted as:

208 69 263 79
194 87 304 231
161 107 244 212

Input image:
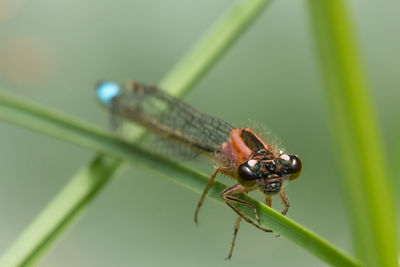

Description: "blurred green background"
0 0 399 266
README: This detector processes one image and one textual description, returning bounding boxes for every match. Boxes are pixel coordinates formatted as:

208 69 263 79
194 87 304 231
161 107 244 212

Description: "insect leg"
224 195 262 225
194 168 221 224
225 216 241 260
279 190 290 215
266 194 282 237
221 184 272 232
265 195 272 207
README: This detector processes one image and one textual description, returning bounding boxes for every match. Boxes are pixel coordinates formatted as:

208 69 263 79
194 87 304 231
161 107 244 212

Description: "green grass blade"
0 91 359 267
308 1 398 266
0 156 121 267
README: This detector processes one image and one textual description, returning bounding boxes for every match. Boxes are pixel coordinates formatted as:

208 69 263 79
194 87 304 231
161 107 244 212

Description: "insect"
96 81 302 259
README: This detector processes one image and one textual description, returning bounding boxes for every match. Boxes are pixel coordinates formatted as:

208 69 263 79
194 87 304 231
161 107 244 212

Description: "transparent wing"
110 111 201 159
110 81 234 156
143 134 203 160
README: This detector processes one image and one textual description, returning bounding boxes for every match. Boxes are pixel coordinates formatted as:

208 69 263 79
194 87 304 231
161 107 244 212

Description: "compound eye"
276 154 291 167
288 155 302 180
238 159 261 181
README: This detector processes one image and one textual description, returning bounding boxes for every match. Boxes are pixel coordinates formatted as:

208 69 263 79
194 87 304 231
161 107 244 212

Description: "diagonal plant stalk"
0 89 360 267
308 1 398 267
0 0 274 266
0 156 121 267
159 0 270 95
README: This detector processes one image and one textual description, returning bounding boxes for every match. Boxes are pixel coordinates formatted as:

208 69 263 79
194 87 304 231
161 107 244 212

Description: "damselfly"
96 81 302 259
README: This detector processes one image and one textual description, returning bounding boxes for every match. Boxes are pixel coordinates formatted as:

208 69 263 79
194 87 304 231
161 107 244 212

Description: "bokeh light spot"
0 36 51 86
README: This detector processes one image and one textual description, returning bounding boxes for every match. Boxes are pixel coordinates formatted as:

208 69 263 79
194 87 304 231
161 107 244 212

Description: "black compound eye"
288 155 302 180
238 160 261 181
277 154 291 167
275 154 302 180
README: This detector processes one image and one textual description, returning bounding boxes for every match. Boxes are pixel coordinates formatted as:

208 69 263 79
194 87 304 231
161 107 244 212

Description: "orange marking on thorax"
229 129 252 164
220 128 274 175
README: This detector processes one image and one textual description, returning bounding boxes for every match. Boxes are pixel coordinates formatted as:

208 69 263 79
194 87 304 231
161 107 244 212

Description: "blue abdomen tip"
96 82 120 106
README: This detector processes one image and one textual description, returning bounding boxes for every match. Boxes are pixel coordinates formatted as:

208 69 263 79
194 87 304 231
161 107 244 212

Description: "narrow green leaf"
308 1 398 266
0 156 121 267
0 91 359 267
